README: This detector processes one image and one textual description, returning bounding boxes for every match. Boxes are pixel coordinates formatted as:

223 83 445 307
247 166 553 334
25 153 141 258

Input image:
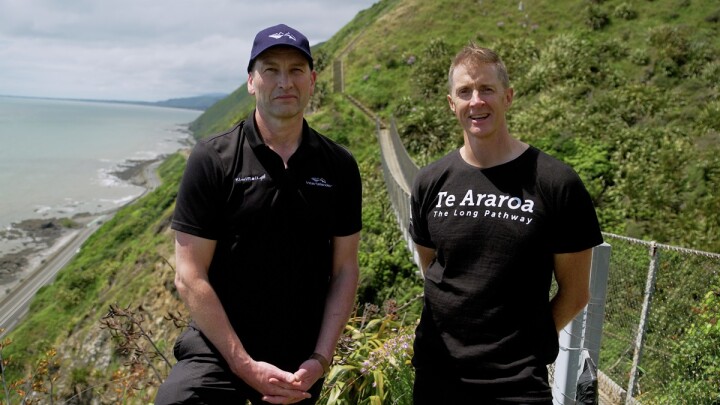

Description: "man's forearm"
550 288 590 333
179 276 252 373
551 250 592 332
415 245 436 278
313 265 359 362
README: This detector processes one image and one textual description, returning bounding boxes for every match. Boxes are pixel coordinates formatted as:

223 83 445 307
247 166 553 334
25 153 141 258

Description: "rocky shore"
0 158 162 300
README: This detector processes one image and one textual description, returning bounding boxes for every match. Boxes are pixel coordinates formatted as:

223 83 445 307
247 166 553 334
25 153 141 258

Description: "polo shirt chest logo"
235 173 267 183
305 177 333 188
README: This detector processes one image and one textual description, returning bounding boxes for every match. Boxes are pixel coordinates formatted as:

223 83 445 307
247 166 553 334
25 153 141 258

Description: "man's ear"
447 94 455 113
247 73 255 95
309 71 317 96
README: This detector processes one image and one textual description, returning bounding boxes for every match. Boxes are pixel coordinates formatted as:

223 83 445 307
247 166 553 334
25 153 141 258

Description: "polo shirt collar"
244 110 320 154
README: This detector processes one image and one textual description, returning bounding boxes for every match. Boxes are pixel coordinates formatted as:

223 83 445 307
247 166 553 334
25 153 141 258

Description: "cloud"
0 0 377 101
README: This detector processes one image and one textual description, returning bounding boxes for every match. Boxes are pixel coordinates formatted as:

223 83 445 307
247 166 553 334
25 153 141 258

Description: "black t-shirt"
409 146 603 401
172 111 362 369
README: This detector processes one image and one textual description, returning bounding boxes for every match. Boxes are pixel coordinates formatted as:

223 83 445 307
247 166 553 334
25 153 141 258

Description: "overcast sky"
0 0 378 102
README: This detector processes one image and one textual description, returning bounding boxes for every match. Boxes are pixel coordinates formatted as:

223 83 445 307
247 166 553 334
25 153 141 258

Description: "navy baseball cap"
247 24 313 72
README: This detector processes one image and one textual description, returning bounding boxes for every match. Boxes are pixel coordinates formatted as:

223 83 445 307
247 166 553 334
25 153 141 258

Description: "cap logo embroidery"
269 32 297 41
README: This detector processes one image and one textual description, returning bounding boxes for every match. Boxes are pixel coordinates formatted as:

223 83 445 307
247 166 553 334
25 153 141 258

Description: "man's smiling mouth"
470 113 489 121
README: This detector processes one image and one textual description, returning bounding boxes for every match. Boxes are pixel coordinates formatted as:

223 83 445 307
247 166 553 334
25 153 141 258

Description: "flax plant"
319 298 419 405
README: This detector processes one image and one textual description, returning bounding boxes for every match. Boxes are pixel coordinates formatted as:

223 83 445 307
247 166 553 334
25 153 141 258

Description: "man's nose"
277 70 293 88
470 90 484 106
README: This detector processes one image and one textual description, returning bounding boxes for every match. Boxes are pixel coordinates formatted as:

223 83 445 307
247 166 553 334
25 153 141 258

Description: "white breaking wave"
98 194 138 206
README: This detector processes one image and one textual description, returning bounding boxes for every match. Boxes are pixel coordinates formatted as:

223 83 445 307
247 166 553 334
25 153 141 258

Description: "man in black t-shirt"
155 24 362 405
409 44 603 404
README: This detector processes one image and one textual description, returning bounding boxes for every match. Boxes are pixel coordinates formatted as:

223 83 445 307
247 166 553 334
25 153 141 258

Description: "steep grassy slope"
188 84 254 138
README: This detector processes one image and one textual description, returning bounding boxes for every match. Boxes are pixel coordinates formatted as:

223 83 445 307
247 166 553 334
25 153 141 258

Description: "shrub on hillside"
521 34 611 93
586 5 611 30
489 38 540 81
629 48 650 66
613 2 638 20
589 84 667 127
394 38 458 164
700 60 720 84
662 287 720 403
698 100 720 131
411 38 453 100
395 97 457 165
647 25 692 74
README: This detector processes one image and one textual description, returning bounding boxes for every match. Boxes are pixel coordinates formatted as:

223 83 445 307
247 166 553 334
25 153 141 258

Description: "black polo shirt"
172 111 362 369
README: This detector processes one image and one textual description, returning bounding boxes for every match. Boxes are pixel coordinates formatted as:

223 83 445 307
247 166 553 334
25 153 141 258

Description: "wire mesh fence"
601 234 720 404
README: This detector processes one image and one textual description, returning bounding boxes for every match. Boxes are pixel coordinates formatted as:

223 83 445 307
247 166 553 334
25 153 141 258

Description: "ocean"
0 95 202 240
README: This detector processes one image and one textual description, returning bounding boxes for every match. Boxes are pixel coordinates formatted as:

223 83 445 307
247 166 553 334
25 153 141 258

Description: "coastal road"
0 159 162 338
0 217 107 339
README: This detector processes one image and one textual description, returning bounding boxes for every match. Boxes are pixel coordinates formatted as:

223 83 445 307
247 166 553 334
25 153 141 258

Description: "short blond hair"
448 43 510 92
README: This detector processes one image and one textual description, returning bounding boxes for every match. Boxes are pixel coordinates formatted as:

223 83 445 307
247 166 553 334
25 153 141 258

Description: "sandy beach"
0 158 164 302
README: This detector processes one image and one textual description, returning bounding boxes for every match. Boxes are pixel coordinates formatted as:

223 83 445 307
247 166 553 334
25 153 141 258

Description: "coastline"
0 157 164 302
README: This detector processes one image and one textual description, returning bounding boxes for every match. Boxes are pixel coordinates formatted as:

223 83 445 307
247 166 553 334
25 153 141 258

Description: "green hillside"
2 0 719 403
188 84 255 137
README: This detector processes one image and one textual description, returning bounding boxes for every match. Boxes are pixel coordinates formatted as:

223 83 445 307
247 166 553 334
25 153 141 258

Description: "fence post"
584 243 612 367
626 242 660 403
554 309 586 404
333 59 344 93
553 243 612 404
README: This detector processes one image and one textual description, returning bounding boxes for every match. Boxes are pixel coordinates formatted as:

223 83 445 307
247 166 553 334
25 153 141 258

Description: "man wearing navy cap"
155 24 362 404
